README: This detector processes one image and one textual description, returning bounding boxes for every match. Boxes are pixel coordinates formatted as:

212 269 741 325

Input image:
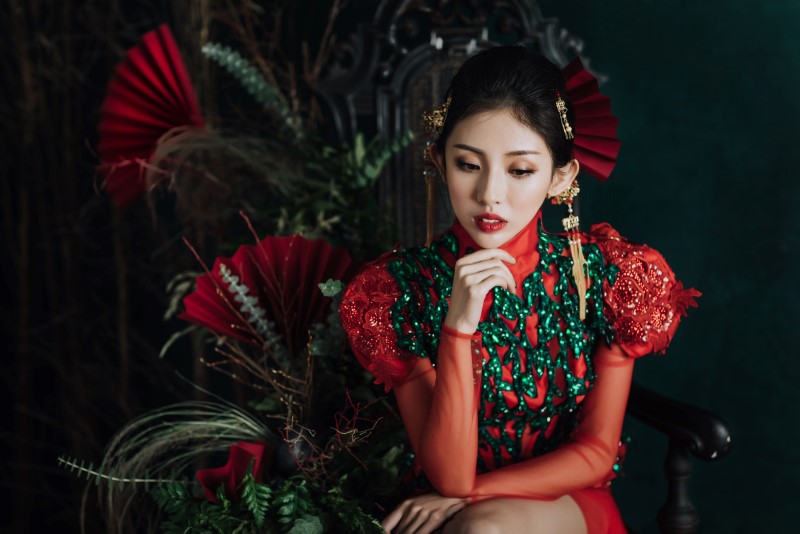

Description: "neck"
449 211 543 279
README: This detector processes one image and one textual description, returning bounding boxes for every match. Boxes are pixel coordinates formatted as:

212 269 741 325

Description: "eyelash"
455 160 536 178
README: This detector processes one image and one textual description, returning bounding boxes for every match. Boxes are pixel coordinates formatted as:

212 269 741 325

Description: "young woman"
339 46 699 534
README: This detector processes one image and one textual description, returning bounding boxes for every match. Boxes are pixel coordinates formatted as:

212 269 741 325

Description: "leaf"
287 515 324 534
318 279 344 298
201 42 293 124
354 133 366 165
248 396 282 413
241 472 271 528
215 485 232 514
159 325 199 359
151 481 190 509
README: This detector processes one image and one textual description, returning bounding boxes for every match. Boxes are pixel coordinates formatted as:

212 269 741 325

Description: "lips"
473 212 507 233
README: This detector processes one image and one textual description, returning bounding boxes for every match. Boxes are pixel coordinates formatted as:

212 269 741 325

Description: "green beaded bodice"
386 218 617 471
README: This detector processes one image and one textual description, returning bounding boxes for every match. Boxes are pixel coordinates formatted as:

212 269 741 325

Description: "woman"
339 46 699 533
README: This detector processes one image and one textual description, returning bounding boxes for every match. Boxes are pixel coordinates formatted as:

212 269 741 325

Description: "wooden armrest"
626 382 732 461
625 382 733 534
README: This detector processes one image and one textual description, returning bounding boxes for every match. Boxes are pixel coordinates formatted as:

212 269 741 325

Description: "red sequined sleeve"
588 223 701 358
339 256 423 391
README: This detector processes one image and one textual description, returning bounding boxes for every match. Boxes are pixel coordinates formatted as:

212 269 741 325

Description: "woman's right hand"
382 492 468 534
443 248 517 334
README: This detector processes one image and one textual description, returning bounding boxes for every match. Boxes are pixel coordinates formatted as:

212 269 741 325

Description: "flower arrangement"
60 17 416 533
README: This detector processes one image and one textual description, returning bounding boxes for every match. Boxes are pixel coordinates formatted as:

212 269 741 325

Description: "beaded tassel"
554 181 587 320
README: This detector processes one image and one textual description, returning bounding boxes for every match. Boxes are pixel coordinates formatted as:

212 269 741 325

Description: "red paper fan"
179 235 360 356
97 24 204 206
562 58 621 182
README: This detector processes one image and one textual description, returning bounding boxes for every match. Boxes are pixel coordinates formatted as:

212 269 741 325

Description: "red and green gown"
339 211 700 534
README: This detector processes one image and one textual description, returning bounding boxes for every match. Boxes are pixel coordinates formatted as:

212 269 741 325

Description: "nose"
475 165 505 206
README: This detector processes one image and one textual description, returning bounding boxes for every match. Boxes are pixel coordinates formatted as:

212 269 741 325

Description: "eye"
509 168 536 178
455 160 480 172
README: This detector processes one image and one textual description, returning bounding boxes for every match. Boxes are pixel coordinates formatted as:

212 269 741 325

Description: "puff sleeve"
588 223 701 358
339 256 424 391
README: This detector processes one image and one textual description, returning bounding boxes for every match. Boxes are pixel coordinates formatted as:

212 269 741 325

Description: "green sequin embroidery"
387 221 618 471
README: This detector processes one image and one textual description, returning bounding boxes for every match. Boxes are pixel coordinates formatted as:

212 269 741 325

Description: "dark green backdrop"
536 0 799 531
3 1 796 532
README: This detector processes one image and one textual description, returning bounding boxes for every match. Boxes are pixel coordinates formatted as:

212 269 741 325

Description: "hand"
382 492 468 534
444 248 517 334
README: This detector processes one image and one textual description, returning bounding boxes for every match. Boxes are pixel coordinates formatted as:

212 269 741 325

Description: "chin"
471 230 512 249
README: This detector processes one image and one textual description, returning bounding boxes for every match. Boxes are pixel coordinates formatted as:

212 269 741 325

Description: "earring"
551 179 588 320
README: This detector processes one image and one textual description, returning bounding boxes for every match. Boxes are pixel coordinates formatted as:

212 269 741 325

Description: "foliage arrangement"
58 4 418 532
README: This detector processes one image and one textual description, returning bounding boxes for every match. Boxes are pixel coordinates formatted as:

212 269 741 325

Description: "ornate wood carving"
316 0 589 246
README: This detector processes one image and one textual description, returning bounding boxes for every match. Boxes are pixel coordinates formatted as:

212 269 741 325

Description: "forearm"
468 346 633 502
416 326 481 496
467 433 617 502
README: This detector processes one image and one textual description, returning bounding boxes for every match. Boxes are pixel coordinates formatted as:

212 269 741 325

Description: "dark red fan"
180 234 360 356
562 58 621 182
97 24 204 206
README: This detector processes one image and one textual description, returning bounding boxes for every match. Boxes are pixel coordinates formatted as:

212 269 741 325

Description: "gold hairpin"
556 91 574 140
422 92 452 138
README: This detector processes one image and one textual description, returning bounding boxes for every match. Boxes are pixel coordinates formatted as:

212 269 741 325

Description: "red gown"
339 211 700 533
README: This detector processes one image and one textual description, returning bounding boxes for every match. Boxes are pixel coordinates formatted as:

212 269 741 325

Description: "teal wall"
537 0 799 532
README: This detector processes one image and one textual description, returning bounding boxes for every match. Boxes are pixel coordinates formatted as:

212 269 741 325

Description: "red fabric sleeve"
395 332 633 501
394 328 482 496
588 223 701 358
339 258 425 391
468 344 633 502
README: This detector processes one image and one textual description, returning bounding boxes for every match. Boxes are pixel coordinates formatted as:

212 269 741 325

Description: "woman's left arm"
467 342 634 502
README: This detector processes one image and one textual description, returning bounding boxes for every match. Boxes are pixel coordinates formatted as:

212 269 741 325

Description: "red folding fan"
562 58 621 182
97 24 204 206
180 234 360 356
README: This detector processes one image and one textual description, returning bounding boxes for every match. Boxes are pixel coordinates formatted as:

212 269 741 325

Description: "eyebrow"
452 143 542 156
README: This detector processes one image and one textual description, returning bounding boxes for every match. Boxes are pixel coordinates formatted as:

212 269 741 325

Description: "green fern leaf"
201 42 296 129
241 472 271 528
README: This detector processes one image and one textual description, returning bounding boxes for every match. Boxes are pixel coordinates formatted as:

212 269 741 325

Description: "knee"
443 508 504 534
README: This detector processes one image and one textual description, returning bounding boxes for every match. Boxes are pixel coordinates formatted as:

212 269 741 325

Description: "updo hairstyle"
435 46 575 170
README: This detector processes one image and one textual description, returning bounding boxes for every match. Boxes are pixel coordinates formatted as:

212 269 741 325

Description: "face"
434 108 578 249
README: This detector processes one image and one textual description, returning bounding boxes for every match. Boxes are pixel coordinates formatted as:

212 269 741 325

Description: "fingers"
386 500 423 534
446 249 518 334
453 261 515 296
454 249 517 292
396 505 428 533
382 495 467 534
456 247 516 267
460 264 516 292
381 505 403 532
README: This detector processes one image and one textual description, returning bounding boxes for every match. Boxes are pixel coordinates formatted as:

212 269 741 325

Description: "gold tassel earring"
552 180 588 320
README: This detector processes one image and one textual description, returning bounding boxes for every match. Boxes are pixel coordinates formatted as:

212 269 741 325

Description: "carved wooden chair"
316 1 732 532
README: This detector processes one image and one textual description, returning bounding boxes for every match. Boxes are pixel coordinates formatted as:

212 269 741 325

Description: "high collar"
449 211 543 282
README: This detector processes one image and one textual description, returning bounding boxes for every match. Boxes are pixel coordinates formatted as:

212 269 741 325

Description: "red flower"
196 441 271 503
97 24 204 206
179 234 359 354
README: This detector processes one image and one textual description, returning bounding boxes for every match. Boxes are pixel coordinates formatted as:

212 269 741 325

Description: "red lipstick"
473 212 507 233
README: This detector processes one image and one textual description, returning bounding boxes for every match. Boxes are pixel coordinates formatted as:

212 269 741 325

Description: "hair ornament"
421 92 452 246
422 91 452 139
555 91 574 140
554 59 620 319
560 57 621 182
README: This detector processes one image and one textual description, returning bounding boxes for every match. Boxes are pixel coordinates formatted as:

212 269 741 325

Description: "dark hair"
435 46 574 169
